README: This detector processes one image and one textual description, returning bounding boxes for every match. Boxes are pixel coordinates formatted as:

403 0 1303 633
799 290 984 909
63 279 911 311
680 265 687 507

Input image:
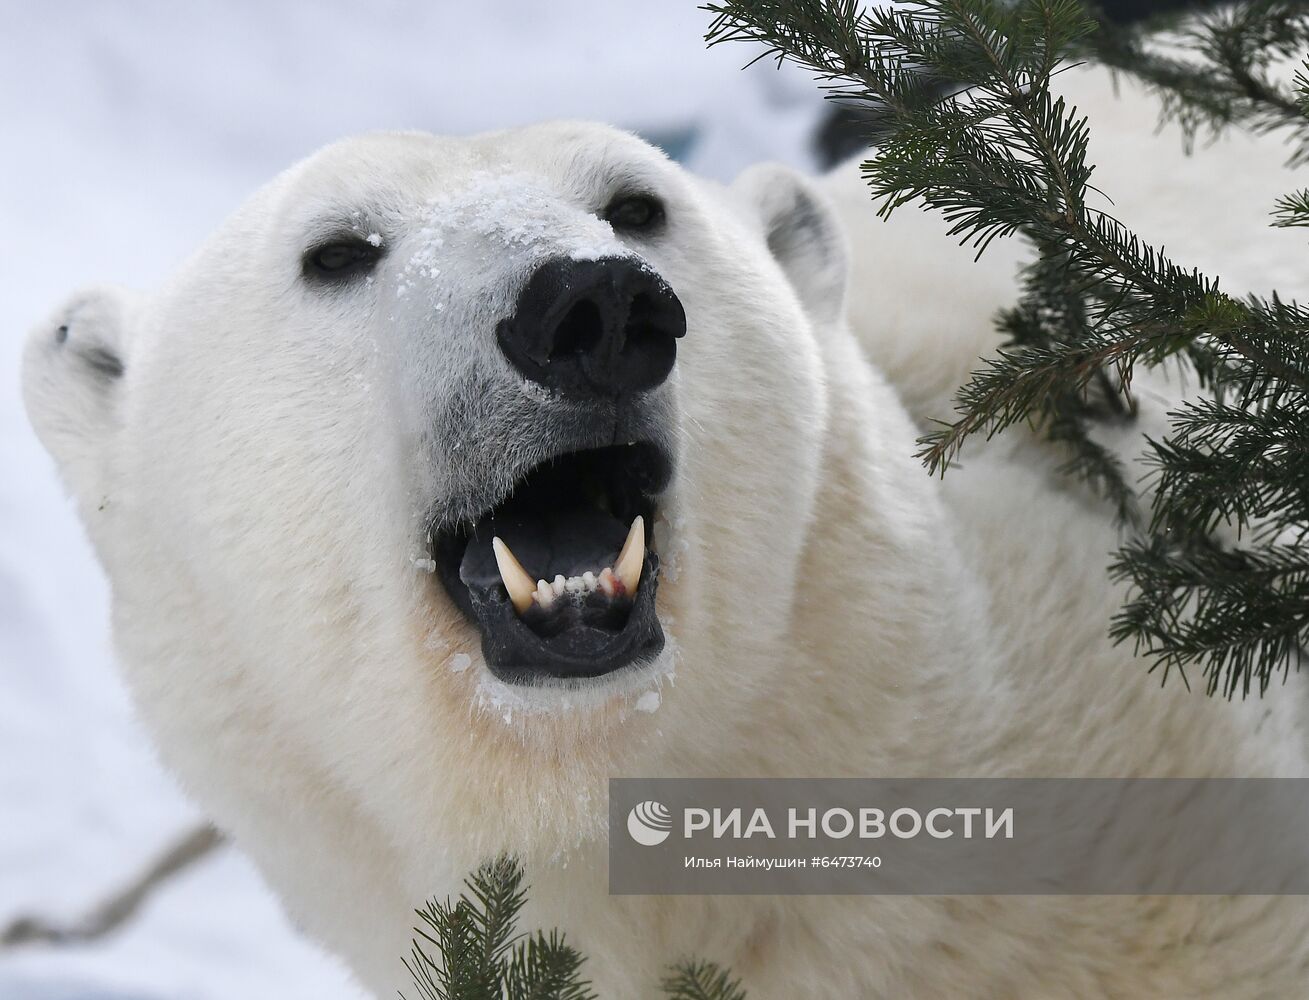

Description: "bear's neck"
746 327 999 777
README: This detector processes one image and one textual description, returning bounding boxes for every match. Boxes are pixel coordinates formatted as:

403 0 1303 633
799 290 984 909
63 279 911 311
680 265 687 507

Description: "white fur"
23 66 1309 997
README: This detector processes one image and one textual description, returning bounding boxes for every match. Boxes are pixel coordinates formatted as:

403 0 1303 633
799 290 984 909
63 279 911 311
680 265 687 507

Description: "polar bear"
22 66 1309 997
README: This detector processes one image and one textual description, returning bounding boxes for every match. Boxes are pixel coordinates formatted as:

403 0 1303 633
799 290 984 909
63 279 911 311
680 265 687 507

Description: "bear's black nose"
496 256 685 399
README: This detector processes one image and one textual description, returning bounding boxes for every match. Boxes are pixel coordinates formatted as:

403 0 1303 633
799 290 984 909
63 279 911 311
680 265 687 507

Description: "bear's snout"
495 256 685 399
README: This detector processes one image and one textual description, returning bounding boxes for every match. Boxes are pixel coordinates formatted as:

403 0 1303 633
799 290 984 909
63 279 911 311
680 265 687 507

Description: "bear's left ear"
22 285 137 510
732 163 849 327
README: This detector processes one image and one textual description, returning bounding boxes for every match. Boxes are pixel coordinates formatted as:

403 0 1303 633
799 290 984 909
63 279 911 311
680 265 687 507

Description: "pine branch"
1144 397 1309 536
466 854 530 974
1110 535 1309 696
504 931 599 1000
704 0 1309 694
405 893 499 1000
1271 186 1309 225
661 961 750 1000
403 856 595 1000
402 858 746 999
1086 0 1309 162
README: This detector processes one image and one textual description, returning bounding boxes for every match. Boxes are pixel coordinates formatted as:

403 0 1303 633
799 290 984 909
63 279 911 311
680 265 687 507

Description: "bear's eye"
302 237 383 283
604 194 665 233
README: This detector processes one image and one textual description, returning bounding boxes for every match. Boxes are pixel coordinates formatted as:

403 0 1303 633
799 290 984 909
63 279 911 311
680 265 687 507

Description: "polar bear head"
23 125 848 879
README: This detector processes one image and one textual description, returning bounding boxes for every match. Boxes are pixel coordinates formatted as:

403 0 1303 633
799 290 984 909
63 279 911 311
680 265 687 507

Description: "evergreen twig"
662 960 750 1000
402 856 597 1000
1085 0 1309 162
704 0 1309 695
403 857 747 1000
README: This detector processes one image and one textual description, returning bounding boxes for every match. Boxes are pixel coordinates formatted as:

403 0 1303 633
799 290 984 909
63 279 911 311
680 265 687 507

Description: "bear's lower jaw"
430 442 671 682
465 553 664 682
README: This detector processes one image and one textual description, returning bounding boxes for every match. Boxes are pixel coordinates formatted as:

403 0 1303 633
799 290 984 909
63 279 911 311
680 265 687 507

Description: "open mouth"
431 442 673 683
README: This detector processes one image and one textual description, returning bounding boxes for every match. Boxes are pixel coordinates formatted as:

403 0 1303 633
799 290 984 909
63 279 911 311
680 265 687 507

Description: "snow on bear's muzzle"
431 254 684 683
431 442 671 683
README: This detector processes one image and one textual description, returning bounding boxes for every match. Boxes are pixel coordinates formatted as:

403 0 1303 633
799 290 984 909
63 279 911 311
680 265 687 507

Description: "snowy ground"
0 3 825 997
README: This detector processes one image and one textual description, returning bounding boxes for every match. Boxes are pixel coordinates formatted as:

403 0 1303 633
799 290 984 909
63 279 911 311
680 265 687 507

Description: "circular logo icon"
626 800 673 846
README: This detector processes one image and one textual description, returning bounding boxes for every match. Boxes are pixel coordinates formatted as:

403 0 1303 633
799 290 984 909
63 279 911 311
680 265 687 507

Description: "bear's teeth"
494 519 646 617
598 567 620 598
535 579 555 610
615 515 644 595
492 537 536 615
535 571 607 605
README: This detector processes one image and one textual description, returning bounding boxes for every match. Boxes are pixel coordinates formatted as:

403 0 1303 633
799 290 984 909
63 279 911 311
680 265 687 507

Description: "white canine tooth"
552 575 566 597
615 515 644 596
492 537 536 615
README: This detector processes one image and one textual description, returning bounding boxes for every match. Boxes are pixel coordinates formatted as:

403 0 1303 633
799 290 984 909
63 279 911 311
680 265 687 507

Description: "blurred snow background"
0 2 826 997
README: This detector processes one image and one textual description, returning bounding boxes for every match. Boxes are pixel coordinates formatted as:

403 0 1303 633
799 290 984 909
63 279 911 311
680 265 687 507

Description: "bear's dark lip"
430 442 671 683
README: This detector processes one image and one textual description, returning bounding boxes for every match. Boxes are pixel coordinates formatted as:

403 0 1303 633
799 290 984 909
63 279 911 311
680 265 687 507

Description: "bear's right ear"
23 286 136 508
